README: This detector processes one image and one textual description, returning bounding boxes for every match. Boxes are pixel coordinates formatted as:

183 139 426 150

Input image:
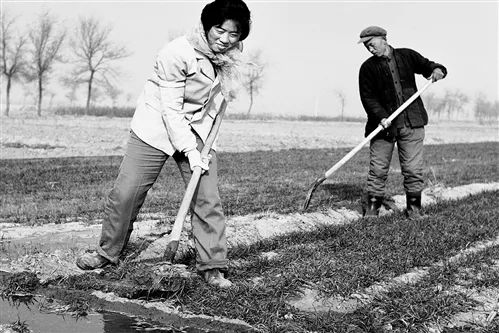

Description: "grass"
1 141 498 331
48 191 499 332
2 142 66 150
6 318 31 333
54 106 136 118
0 272 39 296
52 105 366 122
343 244 499 332
0 142 497 225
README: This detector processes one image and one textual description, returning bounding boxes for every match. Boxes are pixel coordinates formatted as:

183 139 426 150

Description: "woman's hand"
186 150 210 172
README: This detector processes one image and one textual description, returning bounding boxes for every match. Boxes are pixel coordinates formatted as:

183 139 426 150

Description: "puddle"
0 271 214 333
0 295 198 332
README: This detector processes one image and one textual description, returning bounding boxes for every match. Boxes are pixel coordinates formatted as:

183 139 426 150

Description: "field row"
1 142 497 224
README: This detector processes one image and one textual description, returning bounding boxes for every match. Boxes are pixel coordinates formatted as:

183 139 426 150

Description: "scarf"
186 21 243 101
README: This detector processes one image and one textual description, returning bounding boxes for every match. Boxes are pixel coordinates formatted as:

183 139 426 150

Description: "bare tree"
105 82 121 107
65 83 78 107
242 49 265 115
334 90 346 121
442 89 469 120
474 93 499 124
422 92 446 120
1 11 28 116
60 75 85 107
20 82 36 111
26 12 65 116
70 17 130 113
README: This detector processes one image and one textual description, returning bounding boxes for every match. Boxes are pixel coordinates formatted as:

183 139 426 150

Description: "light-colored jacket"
131 36 224 156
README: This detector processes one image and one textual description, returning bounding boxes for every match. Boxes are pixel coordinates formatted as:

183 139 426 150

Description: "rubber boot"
405 193 424 219
363 195 383 217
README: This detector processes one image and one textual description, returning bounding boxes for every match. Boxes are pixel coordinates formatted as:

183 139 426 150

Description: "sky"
1 0 498 117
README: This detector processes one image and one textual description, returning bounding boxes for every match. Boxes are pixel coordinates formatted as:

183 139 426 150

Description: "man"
357 26 447 218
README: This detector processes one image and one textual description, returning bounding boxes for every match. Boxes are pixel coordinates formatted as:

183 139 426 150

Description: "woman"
76 0 251 289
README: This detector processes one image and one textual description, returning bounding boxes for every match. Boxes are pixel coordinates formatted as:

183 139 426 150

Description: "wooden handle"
324 80 433 179
169 100 228 242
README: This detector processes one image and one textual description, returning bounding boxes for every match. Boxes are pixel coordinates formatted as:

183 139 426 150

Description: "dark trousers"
367 126 425 197
97 131 228 271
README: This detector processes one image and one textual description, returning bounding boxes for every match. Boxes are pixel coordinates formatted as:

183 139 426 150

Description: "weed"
1 272 39 296
66 298 90 318
8 317 32 333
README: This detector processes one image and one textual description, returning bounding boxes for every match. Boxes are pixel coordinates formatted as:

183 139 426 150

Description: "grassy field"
7 190 498 332
1 141 498 332
0 142 497 225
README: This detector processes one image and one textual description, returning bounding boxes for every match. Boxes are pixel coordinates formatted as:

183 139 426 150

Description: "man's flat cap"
358 26 387 44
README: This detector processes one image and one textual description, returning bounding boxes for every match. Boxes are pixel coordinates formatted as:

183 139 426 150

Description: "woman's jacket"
131 36 224 155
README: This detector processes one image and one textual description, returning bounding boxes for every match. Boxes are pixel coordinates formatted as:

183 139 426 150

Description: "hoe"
164 100 227 263
302 80 434 211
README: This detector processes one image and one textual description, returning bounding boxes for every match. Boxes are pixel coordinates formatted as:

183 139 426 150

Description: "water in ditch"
0 271 212 333
0 295 198 333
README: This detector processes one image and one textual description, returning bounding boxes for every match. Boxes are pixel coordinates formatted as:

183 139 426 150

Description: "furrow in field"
287 234 499 314
137 182 499 261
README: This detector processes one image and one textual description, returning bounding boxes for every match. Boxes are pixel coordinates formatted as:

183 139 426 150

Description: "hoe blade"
302 176 326 211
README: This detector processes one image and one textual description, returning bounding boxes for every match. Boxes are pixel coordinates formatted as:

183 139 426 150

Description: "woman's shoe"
76 252 111 270
204 269 233 289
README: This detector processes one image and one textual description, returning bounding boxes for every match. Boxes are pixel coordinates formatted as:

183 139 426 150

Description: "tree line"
1 11 130 116
1 10 267 118
1 10 495 123
422 90 498 124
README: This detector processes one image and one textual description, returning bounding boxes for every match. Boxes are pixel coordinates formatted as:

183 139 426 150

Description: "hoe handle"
169 99 228 242
324 80 433 179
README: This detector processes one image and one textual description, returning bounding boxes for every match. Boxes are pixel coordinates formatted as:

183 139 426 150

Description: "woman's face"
207 19 241 53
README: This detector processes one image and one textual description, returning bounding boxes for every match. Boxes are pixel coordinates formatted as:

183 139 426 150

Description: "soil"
1 113 497 159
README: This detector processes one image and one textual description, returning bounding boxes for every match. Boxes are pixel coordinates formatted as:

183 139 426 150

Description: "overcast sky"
2 0 498 116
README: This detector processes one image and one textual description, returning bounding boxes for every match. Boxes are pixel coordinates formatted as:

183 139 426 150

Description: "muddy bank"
0 284 247 332
0 268 254 332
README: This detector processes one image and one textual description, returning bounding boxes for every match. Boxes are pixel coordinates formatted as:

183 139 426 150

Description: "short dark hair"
201 0 251 41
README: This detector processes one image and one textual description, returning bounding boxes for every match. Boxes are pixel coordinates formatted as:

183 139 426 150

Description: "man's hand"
431 68 445 82
380 118 391 129
186 150 210 173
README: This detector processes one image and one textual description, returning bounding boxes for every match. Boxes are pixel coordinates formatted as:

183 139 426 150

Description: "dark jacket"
359 47 447 137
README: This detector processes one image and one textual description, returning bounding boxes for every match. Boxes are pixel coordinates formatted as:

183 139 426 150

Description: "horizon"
1 0 498 117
